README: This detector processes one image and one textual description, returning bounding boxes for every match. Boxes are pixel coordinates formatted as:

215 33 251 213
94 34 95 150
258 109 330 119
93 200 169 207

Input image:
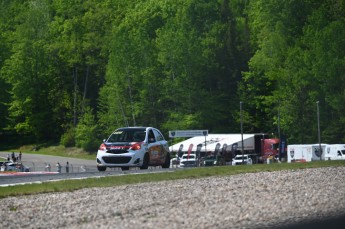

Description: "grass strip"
5 145 96 160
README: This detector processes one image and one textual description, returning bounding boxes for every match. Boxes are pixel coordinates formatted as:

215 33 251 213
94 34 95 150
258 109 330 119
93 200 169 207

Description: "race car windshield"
107 129 146 142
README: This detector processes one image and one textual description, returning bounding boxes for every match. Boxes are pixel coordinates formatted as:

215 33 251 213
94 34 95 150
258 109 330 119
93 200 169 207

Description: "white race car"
96 127 170 171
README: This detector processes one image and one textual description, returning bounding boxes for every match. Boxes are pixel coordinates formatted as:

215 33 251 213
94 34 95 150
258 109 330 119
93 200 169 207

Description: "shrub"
75 107 99 152
60 127 75 147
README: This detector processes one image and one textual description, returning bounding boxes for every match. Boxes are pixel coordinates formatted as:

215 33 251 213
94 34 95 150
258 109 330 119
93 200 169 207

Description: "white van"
325 144 345 160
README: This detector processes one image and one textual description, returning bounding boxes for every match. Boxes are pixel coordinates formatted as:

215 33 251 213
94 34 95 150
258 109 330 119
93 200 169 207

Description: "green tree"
99 0 165 130
299 2 345 143
1 0 56 141
75 107 99 152
98 0 251 135
242 0 345 143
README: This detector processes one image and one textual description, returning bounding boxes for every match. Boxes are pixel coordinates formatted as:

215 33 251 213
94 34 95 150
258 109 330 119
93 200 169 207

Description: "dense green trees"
243 0 345 143
0 0 344 150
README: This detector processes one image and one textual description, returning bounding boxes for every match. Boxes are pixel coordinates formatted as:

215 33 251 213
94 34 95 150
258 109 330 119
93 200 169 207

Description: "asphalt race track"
0 152 176 186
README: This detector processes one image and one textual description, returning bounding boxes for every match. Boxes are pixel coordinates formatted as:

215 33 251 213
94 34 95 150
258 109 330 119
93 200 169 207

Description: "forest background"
0 0 344 152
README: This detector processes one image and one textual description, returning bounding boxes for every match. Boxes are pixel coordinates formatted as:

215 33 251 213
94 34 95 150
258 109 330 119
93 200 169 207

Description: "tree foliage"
75 107 99 152
1 0 344 150
242 0 345 143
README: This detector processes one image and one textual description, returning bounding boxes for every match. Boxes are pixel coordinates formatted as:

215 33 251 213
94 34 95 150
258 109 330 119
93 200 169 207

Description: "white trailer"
287 144 327 162
311 144 327 161
287 145 313 163
325 144 345 160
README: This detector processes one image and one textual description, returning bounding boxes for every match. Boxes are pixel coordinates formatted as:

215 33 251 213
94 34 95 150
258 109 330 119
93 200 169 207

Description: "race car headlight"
130 142 143 150
99 143 106 151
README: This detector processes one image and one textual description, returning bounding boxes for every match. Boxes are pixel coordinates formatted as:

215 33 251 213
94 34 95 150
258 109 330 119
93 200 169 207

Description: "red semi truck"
260 138 281 162
221 135 282 164
169 133 284 164
245 135 280 163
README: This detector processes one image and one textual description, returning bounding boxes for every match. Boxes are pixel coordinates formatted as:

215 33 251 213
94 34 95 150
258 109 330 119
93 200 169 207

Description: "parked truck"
227 135 282 164
259 137 281 162
219 135 282 164
169 133 283 164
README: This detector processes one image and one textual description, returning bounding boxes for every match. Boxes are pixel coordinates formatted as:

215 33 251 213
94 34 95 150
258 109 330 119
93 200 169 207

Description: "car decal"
109 145 130 149
148 145 165 164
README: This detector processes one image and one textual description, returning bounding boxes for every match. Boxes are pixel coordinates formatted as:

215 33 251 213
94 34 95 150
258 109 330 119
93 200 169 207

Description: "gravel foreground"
1 167 345 229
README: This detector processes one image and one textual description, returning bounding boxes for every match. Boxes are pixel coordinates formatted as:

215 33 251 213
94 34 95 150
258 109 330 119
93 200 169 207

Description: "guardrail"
16 162 99 173
1 161 179 173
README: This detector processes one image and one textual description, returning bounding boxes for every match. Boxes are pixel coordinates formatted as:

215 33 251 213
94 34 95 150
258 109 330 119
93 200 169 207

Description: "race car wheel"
140 153 149 170
162 153 171 168
97 166 106 172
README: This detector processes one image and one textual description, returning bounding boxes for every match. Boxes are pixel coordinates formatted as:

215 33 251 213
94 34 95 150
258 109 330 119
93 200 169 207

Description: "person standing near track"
56 162 62 173
11 152 15 162
66 161 69 173
45 163 51 172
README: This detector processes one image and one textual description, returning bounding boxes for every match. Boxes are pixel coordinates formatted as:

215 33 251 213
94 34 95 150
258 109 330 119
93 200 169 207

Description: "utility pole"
316 101 322 160
240 101 244 164
278 105 281 160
